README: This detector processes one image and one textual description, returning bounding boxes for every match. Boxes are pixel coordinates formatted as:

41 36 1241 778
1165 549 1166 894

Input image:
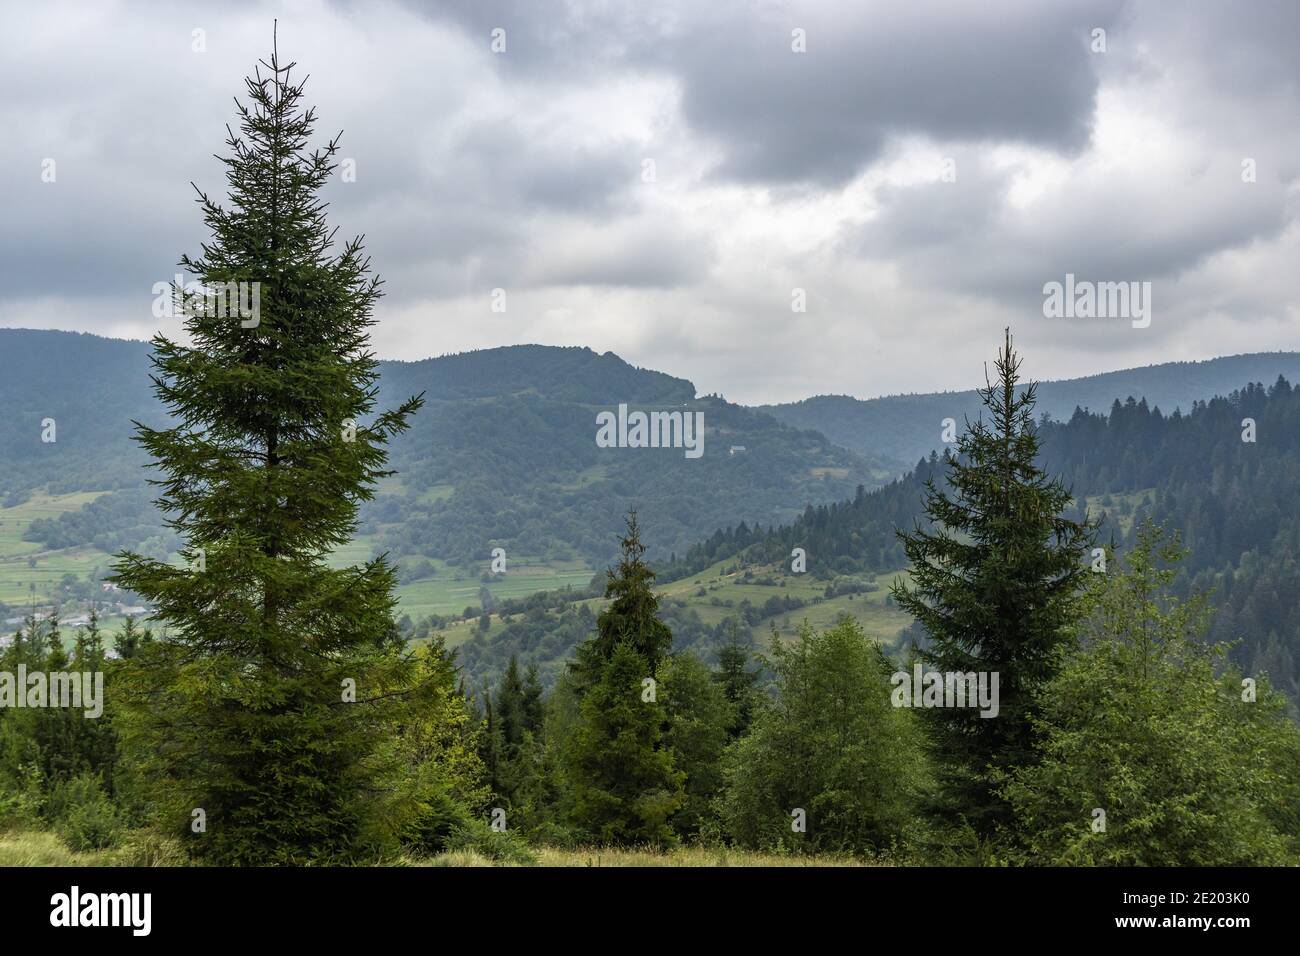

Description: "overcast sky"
2 0 1297 404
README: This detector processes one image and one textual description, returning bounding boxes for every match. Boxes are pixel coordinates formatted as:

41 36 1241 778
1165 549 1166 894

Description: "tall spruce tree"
892 330 1096 833
110 37 423 863
713 624 760 739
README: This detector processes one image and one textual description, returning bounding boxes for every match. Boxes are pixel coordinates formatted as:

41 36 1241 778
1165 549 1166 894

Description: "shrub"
445 819 537 865
47 772 121 852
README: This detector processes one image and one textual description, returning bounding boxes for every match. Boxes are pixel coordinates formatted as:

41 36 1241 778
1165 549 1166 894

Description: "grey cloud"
663 0 1120 186
412 0 1125 187
2 0 1299 404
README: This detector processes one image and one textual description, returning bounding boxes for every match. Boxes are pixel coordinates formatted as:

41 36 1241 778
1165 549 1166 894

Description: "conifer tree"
113 616 150 660
480 687 503 799
110 37 423 864
582 512 672 677
564 511 684 843
713 624 759 738
496 655 528 751
892 330 1096 833
567 642 684 844
520 663 544 734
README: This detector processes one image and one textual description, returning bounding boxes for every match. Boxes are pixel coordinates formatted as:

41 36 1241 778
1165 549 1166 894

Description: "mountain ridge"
758 351 1300 468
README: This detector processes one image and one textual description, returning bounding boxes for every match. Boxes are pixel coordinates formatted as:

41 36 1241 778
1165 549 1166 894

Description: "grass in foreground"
0 831 872 867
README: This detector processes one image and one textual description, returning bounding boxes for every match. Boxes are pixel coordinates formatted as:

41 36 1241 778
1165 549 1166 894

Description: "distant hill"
759 353 1300 470
0 329 887 579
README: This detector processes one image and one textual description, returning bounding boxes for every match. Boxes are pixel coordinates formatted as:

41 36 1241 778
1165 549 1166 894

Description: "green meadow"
2 489 912 663
0 491 113 606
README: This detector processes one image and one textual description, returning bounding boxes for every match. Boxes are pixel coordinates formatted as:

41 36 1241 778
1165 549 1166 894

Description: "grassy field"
427 846 873 867
657 557 913 648
0 491 114 605
0 830 871 867
395 559 593 621
0 830 188 867
430 553 914 653
1 486 913 663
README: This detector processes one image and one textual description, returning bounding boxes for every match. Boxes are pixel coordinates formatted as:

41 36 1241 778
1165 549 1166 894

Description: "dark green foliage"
113 616 153 660
442 817 538 865
563 514 684 844
713 626 761 739
892 332 1096 833
478 655 549 819
0 611 123 844
107 43 425 864
675 374 1300 707
47 771 121 852
564 641 684 845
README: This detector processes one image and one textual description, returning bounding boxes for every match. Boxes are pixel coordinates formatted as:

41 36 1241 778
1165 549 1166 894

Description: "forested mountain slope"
673 377 1300 701
760 353 1300 469
0 329 885 574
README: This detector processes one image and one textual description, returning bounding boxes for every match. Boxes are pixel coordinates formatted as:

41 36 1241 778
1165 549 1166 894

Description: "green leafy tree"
717 617 929 855
110 39 424 864
660 652 733 838
892 331 1095 832
383 638 489 855
1003 520 1299 864
522 672 584 844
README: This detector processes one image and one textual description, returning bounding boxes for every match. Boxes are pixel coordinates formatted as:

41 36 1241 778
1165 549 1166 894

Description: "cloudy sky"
2 0 1297 404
